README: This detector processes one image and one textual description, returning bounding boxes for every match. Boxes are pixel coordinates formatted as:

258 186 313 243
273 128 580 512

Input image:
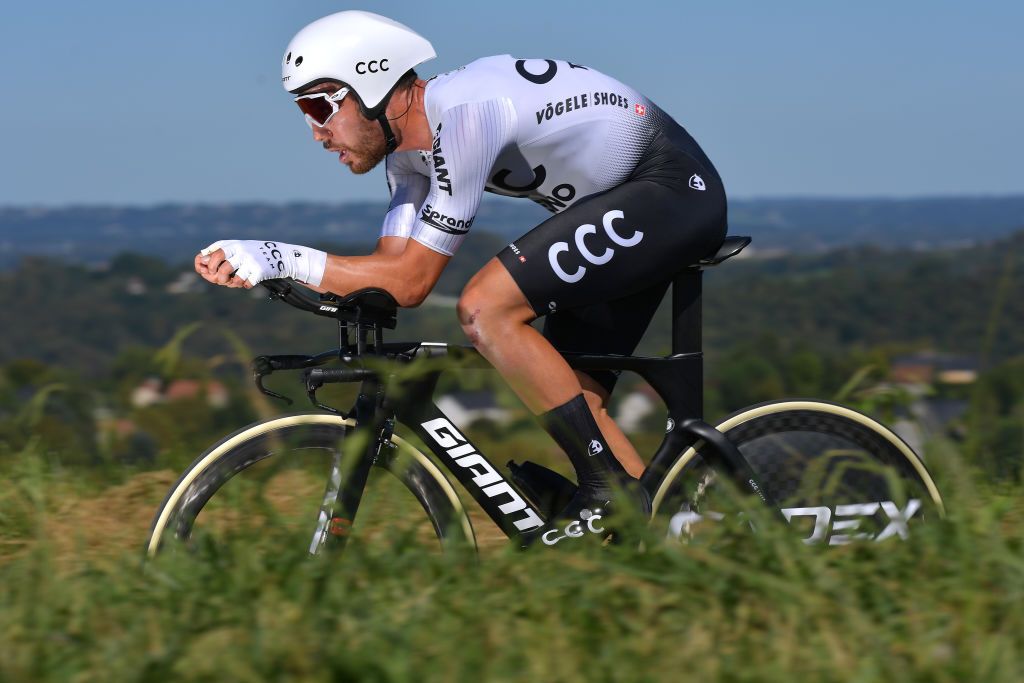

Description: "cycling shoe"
520 483 651 549
521 501 612 549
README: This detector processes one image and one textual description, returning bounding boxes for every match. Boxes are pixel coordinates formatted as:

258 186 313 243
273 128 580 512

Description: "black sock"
538 394 633 493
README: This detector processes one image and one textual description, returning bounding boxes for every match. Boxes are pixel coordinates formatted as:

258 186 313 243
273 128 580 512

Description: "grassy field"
1 439 1022 682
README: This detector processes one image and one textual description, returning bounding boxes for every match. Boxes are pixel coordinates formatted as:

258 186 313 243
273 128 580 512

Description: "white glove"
201 239 328 287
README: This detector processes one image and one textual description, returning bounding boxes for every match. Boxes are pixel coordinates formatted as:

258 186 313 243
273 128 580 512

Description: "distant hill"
727 196 1024 252
2 196 1021 267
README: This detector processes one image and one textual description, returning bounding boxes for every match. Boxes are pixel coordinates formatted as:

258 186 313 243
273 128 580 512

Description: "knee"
457 260 534 349
457 282 530 349
456 284 490 347
456 281 479 325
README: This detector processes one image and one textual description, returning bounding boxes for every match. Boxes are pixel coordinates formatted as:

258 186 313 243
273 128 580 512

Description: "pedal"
507 460 578 518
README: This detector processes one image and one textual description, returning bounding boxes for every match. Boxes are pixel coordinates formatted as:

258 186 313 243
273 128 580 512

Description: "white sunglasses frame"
293 86 351 129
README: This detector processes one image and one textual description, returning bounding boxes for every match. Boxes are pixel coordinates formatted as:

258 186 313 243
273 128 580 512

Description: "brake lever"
253 354 313 406
255 372 293 406
303 370 346 417
306 387 342 415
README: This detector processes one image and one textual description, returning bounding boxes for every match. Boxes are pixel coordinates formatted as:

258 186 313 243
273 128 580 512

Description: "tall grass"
1 440 1022 682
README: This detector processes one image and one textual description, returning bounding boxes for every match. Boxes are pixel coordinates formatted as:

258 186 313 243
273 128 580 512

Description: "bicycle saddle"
696 235 752 267
261 280 399 329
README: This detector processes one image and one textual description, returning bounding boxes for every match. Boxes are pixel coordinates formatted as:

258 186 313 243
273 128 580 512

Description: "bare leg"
458 258 644 475
577 372 645 478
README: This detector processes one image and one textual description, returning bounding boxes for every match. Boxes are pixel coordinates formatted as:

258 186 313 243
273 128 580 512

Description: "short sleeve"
380 151 431 240
411 98 517 256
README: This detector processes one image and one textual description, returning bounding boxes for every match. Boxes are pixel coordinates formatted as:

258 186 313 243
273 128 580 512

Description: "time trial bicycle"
146 236 943 557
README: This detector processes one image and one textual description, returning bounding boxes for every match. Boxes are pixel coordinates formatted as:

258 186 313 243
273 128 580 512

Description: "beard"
345 120 388 174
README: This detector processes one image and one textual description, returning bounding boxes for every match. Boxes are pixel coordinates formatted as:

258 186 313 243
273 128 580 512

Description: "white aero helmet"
281 11 436 120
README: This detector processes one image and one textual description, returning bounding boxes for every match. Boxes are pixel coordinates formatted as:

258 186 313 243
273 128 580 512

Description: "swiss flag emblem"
634 103 646 117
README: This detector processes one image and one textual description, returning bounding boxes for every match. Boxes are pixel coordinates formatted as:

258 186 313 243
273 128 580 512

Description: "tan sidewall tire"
651 400 944 518
146 414 475 557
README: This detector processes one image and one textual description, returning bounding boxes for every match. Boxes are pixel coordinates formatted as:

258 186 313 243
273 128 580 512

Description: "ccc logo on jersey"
548 210 643 284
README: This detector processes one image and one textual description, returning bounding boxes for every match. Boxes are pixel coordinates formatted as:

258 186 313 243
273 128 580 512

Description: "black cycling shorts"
496 122 727 393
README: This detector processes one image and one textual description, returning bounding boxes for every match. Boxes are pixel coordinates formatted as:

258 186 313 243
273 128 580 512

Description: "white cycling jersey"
380 55 670 256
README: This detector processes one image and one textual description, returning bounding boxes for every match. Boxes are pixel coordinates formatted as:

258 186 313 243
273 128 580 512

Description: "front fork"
308 378 391 555
309 449 347 554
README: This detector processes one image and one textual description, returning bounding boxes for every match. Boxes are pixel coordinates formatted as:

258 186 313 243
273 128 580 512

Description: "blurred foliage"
0 439 1023 681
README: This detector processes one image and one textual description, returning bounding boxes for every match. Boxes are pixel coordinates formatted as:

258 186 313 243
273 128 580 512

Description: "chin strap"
376 114 398 154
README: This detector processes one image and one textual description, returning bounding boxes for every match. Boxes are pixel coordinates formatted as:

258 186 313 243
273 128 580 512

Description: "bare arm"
318 238 450 307
297 236 413 294
374 236 410 257
195 236 448 306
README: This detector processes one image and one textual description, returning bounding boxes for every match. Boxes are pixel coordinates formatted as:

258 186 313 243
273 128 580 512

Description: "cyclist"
195 10 727 544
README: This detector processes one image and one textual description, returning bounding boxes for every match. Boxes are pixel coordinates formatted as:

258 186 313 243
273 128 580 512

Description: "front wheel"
652 400 944 545
146 414 476 558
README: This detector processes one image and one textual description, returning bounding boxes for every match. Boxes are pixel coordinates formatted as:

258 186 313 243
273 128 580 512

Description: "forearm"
196 236 447 306
301 237 406 295
319 253 429 306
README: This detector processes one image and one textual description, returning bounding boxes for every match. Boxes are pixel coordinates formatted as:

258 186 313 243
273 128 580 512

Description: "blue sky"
1 1 1021 206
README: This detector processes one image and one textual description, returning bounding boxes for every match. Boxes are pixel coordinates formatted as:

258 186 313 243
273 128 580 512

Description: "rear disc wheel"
653 400 943 546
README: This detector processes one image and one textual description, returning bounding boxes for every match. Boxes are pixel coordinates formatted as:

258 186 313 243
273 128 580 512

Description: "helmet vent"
285 52 291 64
295 56 304 67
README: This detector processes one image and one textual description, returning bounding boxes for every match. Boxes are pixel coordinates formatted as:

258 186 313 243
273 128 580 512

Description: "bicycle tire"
651 400 944 545
146 414 476 557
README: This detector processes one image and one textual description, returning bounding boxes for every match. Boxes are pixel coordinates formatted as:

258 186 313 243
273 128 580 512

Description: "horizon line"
3 192 1024 212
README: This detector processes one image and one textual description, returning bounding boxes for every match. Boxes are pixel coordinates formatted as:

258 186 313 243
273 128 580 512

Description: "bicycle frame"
310 345 712 544
315 357 778 554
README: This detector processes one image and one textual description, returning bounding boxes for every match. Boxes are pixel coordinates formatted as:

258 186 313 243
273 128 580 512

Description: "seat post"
666 235 749 422
671 267 703 356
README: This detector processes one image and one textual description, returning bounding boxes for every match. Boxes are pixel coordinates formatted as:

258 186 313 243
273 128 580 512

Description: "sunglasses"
293 87 351 128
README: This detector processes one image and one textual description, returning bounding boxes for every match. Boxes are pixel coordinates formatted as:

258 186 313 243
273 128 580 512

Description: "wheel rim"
652 401 944 545
147 415 475 556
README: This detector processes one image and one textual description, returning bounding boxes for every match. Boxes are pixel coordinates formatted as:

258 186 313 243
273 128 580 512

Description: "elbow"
395 282 430 308
390 243 448 307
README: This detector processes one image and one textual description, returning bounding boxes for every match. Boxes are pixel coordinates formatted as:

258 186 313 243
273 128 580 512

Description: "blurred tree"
107 252 175 286
715 354 785 411
784 349 825 397
1 382 100 466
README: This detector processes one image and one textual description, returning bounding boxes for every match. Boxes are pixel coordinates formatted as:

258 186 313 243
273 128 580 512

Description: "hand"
195 239 328 288
195 243 249 288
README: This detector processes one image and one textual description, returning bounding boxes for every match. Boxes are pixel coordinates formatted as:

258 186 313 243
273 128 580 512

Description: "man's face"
302 84 387 175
